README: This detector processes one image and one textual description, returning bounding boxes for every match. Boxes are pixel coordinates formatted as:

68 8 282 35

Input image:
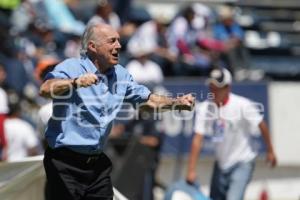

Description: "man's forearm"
259 120 277 167
142 94 194 112
259 121 274 152
188 134 203 172
146 94 175 111
186 134 203 183
39 78 75 98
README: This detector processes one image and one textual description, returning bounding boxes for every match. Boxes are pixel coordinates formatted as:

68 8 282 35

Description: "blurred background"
0 0 299 199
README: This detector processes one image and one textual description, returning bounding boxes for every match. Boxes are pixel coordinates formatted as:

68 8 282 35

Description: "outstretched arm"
186 134 203 184
39 73 98 98
140 93 195 112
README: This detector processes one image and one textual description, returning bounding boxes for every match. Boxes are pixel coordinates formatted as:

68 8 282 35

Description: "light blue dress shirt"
44 56 151 154
213 23 244 41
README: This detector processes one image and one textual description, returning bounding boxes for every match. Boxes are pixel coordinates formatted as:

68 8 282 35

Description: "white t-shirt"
194 93 263 170
167 16 200 55
4 118 39 162
0 88 8 114
126 60 164 84
38 102 53 125
127 21 158 57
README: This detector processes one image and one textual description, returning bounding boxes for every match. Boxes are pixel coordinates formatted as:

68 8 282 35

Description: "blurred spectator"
127 14 176 76
0 22 16 58
193 3 227 75
63 33 81 58
0 64 9 161
192 3 213 32
10 0 36 34
127 6 151 26
128 110 163 200
38 101 52 126
213 6 250 73
127 41 164 85
167 5 215 76
43 0 85 35
10 0 50 35
4 100 40 162
214 6 243 45
0 65 9 113
114 0 132 24
118 6 152 66
0 53 31 97
34 56 59 127
23 22 58 58
167 6 197 58
88 0 121 30
64 0 93 23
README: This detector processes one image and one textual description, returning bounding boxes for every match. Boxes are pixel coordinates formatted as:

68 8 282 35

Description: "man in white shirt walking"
186 68 277 200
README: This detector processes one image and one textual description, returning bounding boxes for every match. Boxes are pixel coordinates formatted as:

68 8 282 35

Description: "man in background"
4 100 39 162
186 68 276 200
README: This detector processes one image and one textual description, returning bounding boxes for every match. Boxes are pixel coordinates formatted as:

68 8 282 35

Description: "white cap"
193 3 211 18
207 68 232 87
147 4 177 24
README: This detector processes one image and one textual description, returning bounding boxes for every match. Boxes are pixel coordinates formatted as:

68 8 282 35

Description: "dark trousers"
44 147 113 200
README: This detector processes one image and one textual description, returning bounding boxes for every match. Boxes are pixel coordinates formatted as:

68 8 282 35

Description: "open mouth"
112 52 119 59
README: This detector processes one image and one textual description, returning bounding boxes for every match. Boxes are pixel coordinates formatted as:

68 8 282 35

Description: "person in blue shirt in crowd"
213 6 249 74
39 23 195 200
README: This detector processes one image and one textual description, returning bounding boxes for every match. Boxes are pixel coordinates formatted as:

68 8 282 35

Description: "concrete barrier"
0 156 128 200
0 159 45 200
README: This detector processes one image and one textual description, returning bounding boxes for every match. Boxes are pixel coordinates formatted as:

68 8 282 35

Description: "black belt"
47 147 103 164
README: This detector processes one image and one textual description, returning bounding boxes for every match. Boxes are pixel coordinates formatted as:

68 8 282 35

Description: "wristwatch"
72 78 78 89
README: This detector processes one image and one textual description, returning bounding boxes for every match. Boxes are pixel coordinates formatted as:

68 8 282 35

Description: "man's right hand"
75 73 99 88
186 170 197 185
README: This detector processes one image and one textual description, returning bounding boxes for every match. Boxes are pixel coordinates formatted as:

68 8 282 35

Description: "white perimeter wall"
269 82 300 166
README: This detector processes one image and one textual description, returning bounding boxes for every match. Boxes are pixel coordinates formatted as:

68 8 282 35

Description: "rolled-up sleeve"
44 63 72 81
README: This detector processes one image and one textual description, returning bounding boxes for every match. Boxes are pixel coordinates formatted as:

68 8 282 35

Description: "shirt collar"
80 55 115 77
222 95 230 106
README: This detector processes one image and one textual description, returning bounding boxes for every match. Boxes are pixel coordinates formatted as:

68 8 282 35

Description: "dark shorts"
44 147 113 200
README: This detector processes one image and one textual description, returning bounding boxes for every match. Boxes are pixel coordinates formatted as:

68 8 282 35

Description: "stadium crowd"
0 0 249 161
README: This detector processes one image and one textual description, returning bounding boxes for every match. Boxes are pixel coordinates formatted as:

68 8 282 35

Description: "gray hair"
80 24 98 56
